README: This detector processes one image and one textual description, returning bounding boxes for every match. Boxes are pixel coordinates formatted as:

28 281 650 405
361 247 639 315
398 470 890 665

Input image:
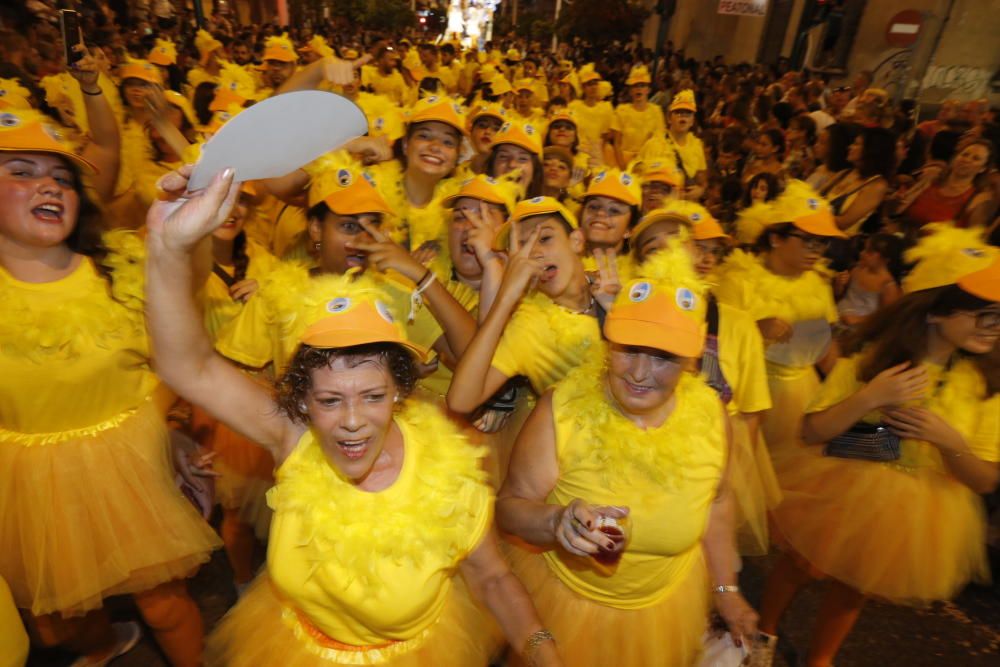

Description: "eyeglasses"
833 86 850 93
963 309 1000 330
695 241 726 259
784 230 830 251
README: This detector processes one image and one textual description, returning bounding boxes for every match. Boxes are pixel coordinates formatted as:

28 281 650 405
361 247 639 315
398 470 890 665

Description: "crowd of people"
1 2 999 667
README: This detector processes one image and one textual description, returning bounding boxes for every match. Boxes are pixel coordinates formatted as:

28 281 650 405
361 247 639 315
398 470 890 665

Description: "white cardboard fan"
188 90 367 191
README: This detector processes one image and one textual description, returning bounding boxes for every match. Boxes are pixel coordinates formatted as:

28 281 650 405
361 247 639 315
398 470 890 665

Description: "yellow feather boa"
518 291 604 365
714 249 834 323
554 361 725 490
0 230 145 362
266 400 489 593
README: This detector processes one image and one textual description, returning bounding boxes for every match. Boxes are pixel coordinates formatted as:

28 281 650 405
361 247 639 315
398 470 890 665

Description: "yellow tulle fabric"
0 400 221 616
771 356 997 603
206 574 501 667
506 545 708 667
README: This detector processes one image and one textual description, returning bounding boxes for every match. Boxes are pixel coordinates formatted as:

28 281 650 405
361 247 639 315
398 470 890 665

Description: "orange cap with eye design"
0 108 97 173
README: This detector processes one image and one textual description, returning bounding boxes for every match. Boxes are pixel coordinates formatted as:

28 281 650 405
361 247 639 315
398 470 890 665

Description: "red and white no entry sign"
886 9 923 48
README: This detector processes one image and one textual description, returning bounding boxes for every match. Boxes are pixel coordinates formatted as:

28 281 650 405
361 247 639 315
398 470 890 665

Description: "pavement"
27 542 1000 666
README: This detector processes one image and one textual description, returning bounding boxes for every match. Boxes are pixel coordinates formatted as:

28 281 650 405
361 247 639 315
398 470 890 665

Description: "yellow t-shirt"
639 131 707 180
568 99 616 163
0 233 157 435
266 400 492 645
363 67 409 105
544 368 727 608
715 302 772 415
612 103 666 162
807 355 999 470
215 264 443 374
491 293 604 395
202 241 279 342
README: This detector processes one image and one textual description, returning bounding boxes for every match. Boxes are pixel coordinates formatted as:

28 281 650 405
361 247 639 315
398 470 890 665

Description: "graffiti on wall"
921 65 991 99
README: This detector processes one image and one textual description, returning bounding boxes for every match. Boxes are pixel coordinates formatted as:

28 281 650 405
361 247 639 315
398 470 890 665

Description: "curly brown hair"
274 343 419 424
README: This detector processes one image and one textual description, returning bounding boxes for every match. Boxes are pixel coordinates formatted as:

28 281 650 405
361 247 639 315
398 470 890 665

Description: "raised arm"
145 166 293 456
447 226 541 413
71 49 120 202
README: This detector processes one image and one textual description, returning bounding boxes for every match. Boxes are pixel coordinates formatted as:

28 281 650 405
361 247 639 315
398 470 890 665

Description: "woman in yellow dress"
714 181 846 465
631 201 778 555
143 165 562 667
756 225 1000 667
497 246 758 666
197 186 280 593
0 109 220 666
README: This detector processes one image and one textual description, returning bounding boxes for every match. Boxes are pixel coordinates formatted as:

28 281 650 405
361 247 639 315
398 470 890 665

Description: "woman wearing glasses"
715 181 846 465
755 226 1000 667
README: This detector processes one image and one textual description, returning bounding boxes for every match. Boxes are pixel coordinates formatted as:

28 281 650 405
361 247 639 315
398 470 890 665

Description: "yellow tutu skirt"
205 414 275 541
770 445 990 604
206 574 501 666
728 414 782 556
761 363 820 466
0 399 222 617
506 544 709 667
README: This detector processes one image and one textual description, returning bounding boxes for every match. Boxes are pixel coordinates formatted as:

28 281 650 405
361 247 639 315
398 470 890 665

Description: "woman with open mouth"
143 165 562 667
0 109 220 666
497 244 757 666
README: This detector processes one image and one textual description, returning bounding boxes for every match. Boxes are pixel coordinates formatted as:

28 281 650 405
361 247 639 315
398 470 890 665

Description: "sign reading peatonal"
718 0 767 17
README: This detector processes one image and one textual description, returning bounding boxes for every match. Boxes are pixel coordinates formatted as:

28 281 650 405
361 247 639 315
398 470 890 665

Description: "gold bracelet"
524 629 555 665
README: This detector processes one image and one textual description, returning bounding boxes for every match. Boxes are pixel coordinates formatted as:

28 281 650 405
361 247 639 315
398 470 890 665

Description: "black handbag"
824 422 901 462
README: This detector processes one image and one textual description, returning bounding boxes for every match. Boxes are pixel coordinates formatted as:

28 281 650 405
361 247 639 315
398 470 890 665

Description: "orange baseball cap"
547 109 578 129
767 180 845 238
469 103 507 126
148 39 177 66
957 255 1000 301
308 166 394 216
631 201 711 243
118 60 163 86
640 161 683 188
443 174 517 212
494 196 578 249
300 295 429 362
584 168 641 207
492 120 543 155
0 108 96 172
407 95 467 135
692 216 729 241
210 86 248 112
604 276 706 357
669 89 696 113
263 35 299 63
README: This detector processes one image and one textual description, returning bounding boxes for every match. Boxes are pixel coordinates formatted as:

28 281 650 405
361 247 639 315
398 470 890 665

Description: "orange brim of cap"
642 170 681 188
1 126 98 174
670 103 696 112
148 53 174 66
443 182 506 208
692 217 729 241
604 304 705 357
210 88 247 112
300 320 430 362
324 181 394 216
263 50 297 63
957 256 1000 301
792 210 847 238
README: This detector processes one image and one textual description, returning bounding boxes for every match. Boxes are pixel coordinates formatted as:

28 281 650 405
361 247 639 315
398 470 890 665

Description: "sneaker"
70 621 141 667
746 631 778 667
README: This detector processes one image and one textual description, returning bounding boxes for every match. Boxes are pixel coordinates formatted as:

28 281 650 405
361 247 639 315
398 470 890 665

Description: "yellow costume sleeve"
718 303 772 414
806 356 862 415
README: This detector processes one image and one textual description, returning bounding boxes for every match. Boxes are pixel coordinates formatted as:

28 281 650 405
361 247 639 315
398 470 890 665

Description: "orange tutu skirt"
206 574 501 666
505 544 709 667
728 414 782 556
770 445 990 604
196 408 275 541
0 399 221 617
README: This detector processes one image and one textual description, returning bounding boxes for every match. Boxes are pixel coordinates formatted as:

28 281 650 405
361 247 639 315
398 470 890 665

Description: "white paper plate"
189 90 367 191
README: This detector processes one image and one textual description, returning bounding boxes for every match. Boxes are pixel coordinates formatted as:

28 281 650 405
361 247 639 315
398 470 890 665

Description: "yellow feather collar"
267 400 489 594
715 249 833 323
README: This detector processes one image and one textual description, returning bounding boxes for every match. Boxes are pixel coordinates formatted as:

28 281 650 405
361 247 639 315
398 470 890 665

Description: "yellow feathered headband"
0 78 31 110
195 29 223 65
